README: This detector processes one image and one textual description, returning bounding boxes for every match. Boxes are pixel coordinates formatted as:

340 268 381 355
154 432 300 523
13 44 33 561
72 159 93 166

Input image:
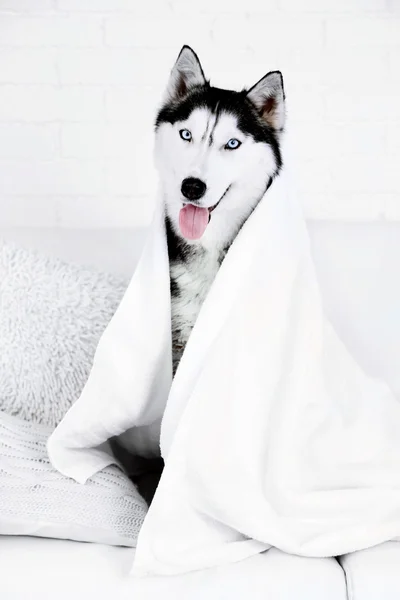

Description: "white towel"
48 160 400 577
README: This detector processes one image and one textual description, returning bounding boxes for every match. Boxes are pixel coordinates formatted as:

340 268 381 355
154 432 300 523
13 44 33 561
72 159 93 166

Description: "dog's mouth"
208 199 221 214
178 186 231 241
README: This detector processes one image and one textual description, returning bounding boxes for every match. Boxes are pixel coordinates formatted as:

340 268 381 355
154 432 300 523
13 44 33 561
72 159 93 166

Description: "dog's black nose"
181 177 207 201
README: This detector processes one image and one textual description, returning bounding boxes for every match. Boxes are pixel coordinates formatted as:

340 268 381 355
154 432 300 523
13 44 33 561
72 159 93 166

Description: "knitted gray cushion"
0 411 147 546
0 241 127 426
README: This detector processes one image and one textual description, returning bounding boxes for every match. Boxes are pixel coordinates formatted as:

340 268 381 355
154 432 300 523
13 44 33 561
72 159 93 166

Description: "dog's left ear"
164 45 206 103
247 71 285 132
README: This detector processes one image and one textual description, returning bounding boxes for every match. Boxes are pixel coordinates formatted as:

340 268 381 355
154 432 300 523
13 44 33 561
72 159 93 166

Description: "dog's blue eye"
225 138 241 150
179 129 192 141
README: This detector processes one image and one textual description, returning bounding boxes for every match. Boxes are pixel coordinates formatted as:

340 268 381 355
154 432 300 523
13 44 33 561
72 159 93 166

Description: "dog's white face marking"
155 107 277 251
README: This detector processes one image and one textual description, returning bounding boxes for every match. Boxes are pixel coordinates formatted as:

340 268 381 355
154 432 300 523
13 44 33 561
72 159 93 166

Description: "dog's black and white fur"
154 46 286 375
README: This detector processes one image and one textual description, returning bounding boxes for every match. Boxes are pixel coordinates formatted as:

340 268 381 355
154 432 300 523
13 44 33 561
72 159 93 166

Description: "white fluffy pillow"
0 411 147 546
0 241 127 427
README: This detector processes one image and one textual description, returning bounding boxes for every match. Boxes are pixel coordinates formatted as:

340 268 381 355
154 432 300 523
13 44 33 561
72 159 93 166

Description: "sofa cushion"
339 542 400 600
0 536 347 600
136 550 348 600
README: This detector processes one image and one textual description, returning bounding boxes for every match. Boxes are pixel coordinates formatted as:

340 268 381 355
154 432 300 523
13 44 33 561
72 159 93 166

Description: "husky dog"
155 45 286 375
113 47 286 502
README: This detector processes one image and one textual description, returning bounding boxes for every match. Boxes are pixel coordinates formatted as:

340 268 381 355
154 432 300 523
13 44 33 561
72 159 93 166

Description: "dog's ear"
247 71 285 132
164 45 206 103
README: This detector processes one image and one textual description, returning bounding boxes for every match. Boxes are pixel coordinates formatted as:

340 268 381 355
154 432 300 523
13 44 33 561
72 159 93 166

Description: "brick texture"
0 0 399 227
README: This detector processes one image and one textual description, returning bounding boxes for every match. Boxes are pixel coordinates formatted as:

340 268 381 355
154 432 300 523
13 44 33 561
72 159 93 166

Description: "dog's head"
154 46 285 247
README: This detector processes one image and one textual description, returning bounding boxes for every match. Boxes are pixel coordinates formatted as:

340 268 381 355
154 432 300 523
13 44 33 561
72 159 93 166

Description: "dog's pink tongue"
179 204 209 240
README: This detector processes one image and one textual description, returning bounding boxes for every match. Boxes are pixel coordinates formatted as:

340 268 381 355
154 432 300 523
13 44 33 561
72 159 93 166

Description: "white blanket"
48 163 400 577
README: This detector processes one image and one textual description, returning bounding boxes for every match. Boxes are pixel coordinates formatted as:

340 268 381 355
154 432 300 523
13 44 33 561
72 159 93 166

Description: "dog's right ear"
247 71 285 132
163 46 206 103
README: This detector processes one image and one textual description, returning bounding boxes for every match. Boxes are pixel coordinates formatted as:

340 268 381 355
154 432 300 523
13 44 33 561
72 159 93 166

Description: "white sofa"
1 222 399 600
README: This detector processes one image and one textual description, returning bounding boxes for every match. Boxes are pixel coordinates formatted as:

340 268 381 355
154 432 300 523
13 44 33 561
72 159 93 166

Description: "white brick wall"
0 0 399 228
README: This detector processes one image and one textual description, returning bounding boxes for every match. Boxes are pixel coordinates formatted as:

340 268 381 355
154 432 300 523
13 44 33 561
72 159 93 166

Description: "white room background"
0 0 399 229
